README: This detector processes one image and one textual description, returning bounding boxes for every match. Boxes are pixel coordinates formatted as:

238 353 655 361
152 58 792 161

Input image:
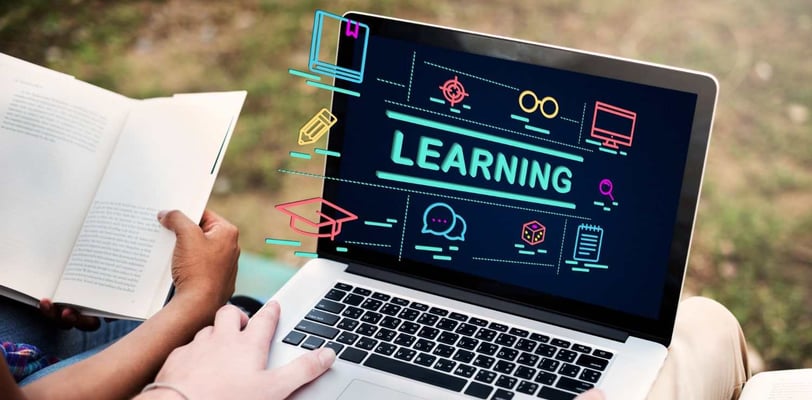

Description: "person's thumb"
575 389 606 400
266 348 335 398
158 210 200 239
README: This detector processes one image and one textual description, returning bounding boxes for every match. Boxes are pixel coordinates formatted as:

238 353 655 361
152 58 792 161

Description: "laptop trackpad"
336 380 428 400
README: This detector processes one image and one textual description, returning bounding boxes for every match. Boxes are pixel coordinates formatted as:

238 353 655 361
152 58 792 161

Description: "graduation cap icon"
275 197 358 240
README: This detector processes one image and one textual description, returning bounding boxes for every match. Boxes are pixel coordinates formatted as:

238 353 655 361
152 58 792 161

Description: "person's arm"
19 209 240 400
135 302 335 400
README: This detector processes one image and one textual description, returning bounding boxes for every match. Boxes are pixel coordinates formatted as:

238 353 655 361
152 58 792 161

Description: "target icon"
439 76 469 107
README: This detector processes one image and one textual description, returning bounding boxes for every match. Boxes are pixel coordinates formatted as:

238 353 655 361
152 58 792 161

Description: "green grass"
1 0 810 370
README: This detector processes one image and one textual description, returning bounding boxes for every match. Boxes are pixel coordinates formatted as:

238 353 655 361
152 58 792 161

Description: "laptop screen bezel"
317 12 717 346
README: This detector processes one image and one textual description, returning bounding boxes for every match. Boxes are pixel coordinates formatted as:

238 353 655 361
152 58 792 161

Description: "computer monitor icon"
309 10 370 84
589 101 637 149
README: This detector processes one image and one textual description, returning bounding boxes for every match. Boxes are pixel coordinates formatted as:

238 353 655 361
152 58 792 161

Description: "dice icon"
521 220 546 246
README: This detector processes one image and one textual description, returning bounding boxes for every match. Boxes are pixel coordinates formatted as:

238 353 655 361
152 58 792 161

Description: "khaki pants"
646 297 751 400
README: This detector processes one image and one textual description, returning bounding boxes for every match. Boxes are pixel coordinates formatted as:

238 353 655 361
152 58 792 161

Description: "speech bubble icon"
444 214 467 241
422 202 456 236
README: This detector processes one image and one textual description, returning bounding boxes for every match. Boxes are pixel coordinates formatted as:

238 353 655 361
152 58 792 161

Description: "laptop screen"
316 13 714 340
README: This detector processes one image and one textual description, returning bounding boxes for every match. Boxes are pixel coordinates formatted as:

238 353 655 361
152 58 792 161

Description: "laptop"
266 11 717 400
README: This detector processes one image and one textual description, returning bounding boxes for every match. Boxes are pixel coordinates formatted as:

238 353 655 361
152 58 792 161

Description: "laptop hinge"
345 262 629 343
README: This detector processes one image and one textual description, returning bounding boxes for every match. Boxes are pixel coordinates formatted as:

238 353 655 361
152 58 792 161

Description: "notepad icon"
309 10 370 84
573 224 604 262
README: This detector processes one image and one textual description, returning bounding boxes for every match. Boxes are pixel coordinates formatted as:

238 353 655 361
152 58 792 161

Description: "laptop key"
394 347 417 362
509 327 529 337
455 323 478 337
380 303 401 316
337 318 359 331
374 342 396 356
429 307 449 316
437 318 459 331
413 339 436 352
301 336 324 350
592 349 614 359
572 344 592 353
294 320 339 339
356 337 378 350
575 354 609 371
530 333 550 343
417 326 440 340
496 375 517 389
516 352 539 366
555 376 594 393
475 369 497 384
315 299 345 314
341 306 363 319
515 338 537 352
414 352 437 367
433 344 455 358
339 347 368 363
323 342 344 355
476 342 499 355
516 380 538 395
398 308 420 321
539 358 561 372
538 386 576 400
559 363 581 377
491 388 514 400
374 328 397 342
363 354 466 392
305 309 340 326
409 302 429 311
355 323 378 337
391 297 410 306
551 338 571 348
417 313 439 326
495 333 517 347
489 322 508 332
352 287 371 296
453 364 477 378
493 360 516 375
334 282 353 291
434 358 456 372
438 331 460 345
535 343 557 357
336 331 359 345
496 348 518 361
473 354 495 369
371 292 390 301
449 312 468 321
469 317 488 327
475 328 497 341
361 298 383 311
360 311 382 324
380 316 402 330
398 321 420 334
515 365 535 380
342 294 365 306
282 331 306 346
393 333 416 347
534 371 556 385
452 349 475 363
458 336 479 350
324 289 346 301
579 368 602 383
464 381 494 399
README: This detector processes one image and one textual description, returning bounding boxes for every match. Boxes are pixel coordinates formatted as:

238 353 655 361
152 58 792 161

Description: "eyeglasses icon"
518 90 559 119
598 179 615 202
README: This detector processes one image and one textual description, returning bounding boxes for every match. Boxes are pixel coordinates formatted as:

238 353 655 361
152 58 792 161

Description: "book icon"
309 10 370 84
572 224 604 262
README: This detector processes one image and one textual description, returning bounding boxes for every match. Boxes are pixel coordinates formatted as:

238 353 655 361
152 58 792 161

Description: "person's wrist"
139 383 190 400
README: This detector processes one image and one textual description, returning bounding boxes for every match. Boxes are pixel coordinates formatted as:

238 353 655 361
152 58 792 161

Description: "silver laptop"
266 11 717 400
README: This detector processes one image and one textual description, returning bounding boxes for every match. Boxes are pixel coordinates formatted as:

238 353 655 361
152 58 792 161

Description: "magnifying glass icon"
599 179 615 202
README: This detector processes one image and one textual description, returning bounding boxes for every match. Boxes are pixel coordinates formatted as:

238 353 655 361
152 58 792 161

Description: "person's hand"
158 209 240 314
38 299 101 331
575 389 606 400
139 302 335 400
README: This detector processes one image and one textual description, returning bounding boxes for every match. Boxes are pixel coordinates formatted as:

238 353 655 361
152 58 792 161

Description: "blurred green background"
2 0 809 371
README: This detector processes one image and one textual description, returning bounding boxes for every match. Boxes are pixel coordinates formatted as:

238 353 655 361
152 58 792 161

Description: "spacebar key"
363 354 467 392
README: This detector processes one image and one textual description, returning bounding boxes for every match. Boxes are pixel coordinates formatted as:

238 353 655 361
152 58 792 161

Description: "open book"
0 53 246 320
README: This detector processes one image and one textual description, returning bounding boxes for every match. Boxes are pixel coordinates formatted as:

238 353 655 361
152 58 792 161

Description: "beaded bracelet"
141 382 191 400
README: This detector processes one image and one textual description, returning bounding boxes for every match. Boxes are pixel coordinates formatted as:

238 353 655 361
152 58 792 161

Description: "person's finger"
200 210 239 241
266 348 336 398
158 210 201 239
575 389 606 400
74 313 101 332
213 304 248 333
194 325 214 341
39 299 59 320
244 301 280 347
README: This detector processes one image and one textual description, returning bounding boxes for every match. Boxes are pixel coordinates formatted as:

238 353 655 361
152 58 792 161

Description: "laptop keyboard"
281 282 614 400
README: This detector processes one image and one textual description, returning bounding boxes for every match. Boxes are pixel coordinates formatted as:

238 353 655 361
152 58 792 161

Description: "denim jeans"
0 297 139 384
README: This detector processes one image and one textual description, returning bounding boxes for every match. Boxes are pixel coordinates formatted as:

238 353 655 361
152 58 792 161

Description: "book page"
740 369 812 400
53 92 245 318
0 60 131 301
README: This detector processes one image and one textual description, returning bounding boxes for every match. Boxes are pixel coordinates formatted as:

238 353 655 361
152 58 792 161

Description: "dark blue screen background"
326 35 697 319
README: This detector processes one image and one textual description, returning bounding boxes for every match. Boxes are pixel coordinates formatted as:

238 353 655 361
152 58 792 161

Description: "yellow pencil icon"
298 108 337 145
